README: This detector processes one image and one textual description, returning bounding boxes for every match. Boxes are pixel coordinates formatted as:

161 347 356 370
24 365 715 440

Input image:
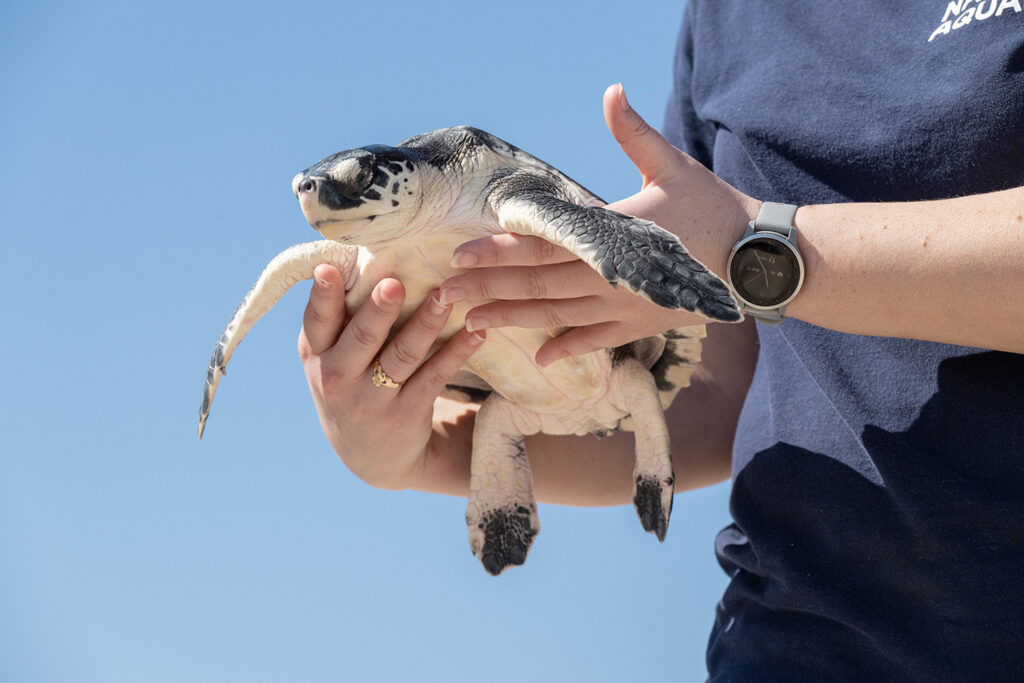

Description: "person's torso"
663 2 1024 679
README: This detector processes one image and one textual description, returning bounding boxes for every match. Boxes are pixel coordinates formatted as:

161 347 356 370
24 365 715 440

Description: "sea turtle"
199 126 740 575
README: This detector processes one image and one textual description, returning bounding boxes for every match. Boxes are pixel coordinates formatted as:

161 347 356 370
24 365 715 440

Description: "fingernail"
618 83 630 112
466 316 488 333
379 284 398 304
469 330 486 346
439 287 465 307
429 294 446 315
451 251 478 268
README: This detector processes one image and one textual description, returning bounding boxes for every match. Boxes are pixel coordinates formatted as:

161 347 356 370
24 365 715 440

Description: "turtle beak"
292 173 314 197
292 173 319 214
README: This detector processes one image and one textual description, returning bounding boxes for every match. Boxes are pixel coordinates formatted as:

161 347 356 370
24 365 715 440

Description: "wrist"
782 203 825 322
709 194 762 279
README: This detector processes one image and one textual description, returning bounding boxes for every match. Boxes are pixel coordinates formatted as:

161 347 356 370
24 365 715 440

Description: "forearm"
787 187 1024 353
417 318 756 506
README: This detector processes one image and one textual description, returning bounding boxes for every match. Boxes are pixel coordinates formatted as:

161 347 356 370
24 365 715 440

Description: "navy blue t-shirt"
663 2 1024 680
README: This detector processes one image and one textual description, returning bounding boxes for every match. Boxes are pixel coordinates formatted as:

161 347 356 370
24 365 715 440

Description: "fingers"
536 323 623 367
603 83 680 187
376 292 452 384
441 260 607 307
299 264 348 357
328 278 405 371
403 329 487 403
450 233 577 269
461 296 615 333
352 287 486 403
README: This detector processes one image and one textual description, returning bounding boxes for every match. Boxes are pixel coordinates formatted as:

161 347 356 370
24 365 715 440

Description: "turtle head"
292 145 422 243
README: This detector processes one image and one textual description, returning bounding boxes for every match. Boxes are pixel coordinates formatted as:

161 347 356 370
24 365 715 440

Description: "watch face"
729 236 803 308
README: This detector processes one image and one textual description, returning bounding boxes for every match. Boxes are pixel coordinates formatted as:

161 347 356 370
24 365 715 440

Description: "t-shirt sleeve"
662 3 716 171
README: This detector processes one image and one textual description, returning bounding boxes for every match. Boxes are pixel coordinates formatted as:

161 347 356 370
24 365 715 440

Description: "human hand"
440 84 760 365
298 264 485 489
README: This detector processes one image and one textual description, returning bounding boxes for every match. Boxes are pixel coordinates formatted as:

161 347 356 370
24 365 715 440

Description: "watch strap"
753 202 798 237
751 304 786 325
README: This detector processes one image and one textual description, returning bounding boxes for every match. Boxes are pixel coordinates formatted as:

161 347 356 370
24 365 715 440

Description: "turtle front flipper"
493 189 741 322
466 396 541 576
198 240 359 440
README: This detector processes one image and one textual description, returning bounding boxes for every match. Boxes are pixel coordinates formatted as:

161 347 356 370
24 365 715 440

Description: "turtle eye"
355 163 372 187
371 164 391 190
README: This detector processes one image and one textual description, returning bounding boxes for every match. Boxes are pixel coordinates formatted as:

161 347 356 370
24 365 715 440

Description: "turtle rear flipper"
610 357 675 541
198 240 359 440
466 396 541 576
493 189 741 322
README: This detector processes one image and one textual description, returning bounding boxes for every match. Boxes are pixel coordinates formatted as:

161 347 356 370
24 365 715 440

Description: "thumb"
603 83 678 188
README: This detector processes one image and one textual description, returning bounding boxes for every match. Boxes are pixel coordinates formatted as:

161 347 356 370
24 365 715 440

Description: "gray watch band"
753 202 798 237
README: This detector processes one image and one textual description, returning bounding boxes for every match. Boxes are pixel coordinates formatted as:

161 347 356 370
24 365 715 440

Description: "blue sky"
0 2 734 681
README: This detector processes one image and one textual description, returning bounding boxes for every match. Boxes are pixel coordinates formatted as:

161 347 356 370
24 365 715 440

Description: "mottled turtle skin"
199 126 740 575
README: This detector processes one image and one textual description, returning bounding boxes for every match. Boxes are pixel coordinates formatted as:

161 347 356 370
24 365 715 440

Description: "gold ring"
371 358 401 388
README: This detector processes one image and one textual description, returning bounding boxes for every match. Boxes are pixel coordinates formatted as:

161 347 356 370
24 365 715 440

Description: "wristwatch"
727 202 804 324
